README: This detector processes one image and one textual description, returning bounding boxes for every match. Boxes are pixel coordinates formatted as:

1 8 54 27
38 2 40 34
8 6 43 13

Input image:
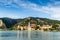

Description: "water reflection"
28 31 31 40
0 31 17 40
40 32 53 40
0 31 60 40
19 31 23 40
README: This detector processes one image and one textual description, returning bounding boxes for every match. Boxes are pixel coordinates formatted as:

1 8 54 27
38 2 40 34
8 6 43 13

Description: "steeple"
28 22 31 31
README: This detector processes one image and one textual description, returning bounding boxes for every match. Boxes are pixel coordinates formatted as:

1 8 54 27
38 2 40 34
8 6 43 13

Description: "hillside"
0 17 22 28
0 17 60 29
19 17 60 25
0 20 6 29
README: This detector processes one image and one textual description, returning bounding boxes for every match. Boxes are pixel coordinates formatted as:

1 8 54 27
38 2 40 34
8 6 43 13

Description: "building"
40 25 52 31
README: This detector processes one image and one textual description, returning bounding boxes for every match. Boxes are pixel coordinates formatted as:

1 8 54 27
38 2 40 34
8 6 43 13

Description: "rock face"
0 20 3 26
0 20 6 29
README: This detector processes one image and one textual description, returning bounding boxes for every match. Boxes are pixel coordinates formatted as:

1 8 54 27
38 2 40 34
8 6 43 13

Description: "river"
0 31 60 40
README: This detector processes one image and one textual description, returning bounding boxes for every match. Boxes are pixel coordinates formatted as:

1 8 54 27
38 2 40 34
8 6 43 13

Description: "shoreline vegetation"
0 29 59 32
0 17 60 32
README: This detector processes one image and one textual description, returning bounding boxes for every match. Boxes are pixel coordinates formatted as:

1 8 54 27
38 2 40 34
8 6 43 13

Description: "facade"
17 23 36 30
40 25 52 31
17 23 52 31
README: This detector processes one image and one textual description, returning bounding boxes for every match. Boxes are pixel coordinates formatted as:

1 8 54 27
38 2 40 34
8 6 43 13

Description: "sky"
0 0 60 20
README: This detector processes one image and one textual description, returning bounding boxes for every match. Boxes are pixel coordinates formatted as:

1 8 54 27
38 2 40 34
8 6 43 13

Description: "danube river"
0 31 60 40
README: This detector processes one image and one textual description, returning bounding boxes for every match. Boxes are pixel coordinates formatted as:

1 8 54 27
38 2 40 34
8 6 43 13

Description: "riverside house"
17 23 36 30
40 25 52 31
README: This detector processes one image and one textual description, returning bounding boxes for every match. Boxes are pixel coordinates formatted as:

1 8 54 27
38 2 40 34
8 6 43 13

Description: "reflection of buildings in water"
17 31 19 40
17 31 24 40
28 31 31 40
41 32 53 40
17 30 20 40
0 31 2 40
20 31 23 40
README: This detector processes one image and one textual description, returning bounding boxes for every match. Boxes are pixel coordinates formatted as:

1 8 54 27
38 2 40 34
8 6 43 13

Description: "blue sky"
0 0 60 20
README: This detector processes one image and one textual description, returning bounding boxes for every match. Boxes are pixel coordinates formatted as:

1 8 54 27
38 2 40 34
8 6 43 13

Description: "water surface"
0 31 60 40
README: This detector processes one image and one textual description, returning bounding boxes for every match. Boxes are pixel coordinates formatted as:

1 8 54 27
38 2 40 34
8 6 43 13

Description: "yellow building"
40 25 52 31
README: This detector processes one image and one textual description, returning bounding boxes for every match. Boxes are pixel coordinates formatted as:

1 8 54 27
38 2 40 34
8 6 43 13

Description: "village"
16 22 60 31
0 18 60 31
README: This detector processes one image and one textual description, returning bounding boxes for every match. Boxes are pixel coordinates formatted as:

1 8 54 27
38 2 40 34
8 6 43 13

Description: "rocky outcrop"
0 20 6 29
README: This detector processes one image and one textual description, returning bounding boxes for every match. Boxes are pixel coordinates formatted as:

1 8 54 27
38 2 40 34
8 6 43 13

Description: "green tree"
35 25 39 30
52 24 59 30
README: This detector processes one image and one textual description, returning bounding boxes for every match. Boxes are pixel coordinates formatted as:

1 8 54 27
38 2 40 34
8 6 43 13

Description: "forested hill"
0 17 22 28
0 17 60 28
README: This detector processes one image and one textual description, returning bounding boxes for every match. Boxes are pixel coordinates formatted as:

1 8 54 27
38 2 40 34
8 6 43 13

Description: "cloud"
48 7 60 20
0 0 60 20
16 0 60 20
31 6 60 20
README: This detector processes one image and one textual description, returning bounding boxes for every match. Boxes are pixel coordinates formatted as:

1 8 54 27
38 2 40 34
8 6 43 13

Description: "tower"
28 21 31 31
